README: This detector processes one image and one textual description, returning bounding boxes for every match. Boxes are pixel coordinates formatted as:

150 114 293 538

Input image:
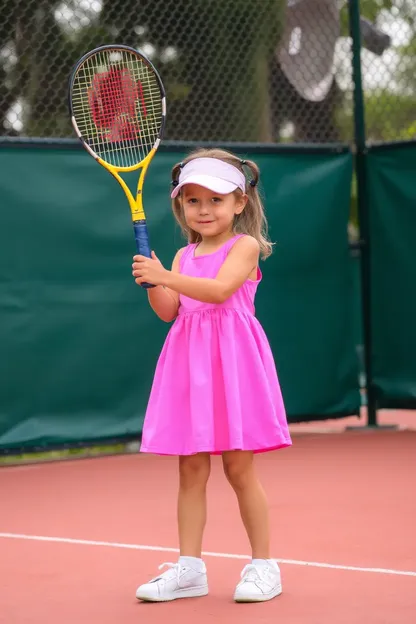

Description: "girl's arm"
165 236 259 303
145 249 184 322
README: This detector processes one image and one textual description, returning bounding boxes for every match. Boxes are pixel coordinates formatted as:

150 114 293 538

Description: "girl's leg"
178 452 211 557
135 452 210 602
222 450 282 602
222 450 269 558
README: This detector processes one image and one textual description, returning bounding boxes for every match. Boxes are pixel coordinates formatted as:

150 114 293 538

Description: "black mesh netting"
0 0 414 144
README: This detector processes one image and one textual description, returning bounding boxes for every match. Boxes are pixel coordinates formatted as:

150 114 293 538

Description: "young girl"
132 148 292 603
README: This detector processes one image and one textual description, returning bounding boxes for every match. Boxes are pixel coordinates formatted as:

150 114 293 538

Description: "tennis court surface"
1 424 415 623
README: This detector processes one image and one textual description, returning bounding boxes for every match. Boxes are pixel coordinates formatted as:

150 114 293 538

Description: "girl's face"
181 184 247 239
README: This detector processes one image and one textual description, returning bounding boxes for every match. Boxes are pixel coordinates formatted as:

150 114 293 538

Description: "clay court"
1 411 415 624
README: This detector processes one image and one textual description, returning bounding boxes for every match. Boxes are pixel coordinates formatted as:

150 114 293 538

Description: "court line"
0 532 415 578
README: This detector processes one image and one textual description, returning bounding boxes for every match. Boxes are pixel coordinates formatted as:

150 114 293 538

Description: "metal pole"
347 0 378 426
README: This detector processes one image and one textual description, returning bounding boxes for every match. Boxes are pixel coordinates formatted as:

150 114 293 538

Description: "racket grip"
133 220 156 290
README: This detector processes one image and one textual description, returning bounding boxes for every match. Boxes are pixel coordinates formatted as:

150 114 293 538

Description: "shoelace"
240 563 270 583
155 562 182 582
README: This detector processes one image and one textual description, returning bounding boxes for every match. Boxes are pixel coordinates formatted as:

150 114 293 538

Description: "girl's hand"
132 251 169 286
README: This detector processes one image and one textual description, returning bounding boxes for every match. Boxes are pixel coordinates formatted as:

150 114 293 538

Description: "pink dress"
140 234 292 456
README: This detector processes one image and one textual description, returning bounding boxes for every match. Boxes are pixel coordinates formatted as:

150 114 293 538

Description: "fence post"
348 0 378 426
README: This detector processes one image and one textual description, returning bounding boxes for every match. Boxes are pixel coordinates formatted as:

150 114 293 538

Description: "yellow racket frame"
68 44 166 288
95 147 157 223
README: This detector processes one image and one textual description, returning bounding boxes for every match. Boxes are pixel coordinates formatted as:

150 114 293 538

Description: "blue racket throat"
133 220 155 289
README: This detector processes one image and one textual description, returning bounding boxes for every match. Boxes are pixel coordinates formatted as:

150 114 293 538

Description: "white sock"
179 556 205 572
252 558 278 569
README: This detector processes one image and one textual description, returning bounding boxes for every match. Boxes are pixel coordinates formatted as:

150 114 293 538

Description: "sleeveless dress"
140 234 292 456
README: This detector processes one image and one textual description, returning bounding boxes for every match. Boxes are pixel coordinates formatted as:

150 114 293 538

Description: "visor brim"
170 174 239 199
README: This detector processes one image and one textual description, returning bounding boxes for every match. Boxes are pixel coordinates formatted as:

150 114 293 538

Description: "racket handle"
133 220 156 289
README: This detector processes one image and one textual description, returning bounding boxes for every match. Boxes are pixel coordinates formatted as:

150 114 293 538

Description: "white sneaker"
135 562 209 602
233 560 282 602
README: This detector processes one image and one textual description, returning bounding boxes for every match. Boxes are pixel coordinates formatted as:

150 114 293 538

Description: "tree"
338 0 416 143
0 0 285 142
0 0 414 144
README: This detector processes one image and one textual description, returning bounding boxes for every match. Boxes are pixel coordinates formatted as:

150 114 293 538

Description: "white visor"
171 157 246 199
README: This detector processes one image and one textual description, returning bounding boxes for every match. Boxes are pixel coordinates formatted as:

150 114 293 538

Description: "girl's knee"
179 453 211 488
222 451 254 490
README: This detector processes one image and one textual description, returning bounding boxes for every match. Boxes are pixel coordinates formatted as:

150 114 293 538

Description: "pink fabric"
140 234 292 456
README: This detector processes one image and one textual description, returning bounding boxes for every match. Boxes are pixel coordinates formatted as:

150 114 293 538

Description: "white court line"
0 532 415 578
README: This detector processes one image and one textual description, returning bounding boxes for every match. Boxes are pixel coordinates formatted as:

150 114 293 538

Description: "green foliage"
336 91 416 143
365 93 416 141
0 0 414 144
0 0 285 142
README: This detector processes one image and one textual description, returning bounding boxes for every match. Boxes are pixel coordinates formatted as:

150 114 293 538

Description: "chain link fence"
358 0 416 143
0 0 414 144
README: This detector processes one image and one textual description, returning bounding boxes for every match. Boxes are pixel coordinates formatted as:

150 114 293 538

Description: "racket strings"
71 49 163 168
89 68 139 136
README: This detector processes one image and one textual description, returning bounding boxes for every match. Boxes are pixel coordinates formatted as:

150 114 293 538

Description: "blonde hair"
171 148 273 260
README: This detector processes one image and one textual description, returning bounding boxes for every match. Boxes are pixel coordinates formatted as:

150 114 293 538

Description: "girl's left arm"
135 236 260 304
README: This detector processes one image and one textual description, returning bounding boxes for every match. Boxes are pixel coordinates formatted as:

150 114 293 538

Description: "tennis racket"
68 44 166 289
